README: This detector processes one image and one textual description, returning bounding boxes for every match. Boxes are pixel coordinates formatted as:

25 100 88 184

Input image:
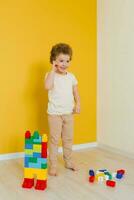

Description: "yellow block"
42 134 47 142
25 149 33 155
36 168 47 180
33 144 41 152
95 173 105 181
24 168 34 178
24 168 47 180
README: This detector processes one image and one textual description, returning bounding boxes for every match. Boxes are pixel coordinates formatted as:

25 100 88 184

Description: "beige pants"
48 114 74 169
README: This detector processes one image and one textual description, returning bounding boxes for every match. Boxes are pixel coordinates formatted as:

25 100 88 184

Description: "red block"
41 142 47 158
89 176 95 183
117 169 125 175
106 180 116 187
22 178 34 189
35 180 47 190
25 130 31 139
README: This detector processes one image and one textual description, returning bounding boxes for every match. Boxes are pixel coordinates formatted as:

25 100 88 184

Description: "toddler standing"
45 43 80 176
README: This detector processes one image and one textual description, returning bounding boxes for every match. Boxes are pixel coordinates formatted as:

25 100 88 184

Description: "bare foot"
65 163 79 171
48 168 58 176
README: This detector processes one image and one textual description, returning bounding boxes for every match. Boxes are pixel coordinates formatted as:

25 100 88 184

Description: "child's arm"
45 62 57 90
73 85 80 114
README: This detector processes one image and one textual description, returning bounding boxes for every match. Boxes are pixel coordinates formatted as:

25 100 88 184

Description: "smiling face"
55 53 71 74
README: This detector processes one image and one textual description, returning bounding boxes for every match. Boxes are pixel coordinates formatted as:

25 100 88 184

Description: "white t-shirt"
45 72 78 115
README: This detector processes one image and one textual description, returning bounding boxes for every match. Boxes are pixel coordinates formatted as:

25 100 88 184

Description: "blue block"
25 143 33 149
99 169 107 172
24 157 29 167
33 152 41 158
116 173 123 179
29 162 41 169
37 158 47 164
33 136 42 143
89 169 95 176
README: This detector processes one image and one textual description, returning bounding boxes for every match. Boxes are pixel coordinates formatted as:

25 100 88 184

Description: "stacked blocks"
89 170 95 183
22 130 47 190
88 169 125 187
116 169 125 179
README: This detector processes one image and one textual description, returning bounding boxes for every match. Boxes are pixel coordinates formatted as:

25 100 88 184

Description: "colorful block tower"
22 130 47 190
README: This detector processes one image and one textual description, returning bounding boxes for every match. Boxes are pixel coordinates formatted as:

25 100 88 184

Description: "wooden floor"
0 148 134 200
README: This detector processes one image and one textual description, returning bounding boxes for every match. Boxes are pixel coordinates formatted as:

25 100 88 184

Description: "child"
45 43 80 176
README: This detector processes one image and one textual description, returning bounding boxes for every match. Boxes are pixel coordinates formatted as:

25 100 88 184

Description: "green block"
25 138 33 144
41 163 47 169
108 174 112 180
104 172 112 180
33 131 39 139
29 157 37 163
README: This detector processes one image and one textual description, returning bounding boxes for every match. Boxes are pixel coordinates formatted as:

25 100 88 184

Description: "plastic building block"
35 180 47 190
41 163 47 169
33 152 41 158
22 178 34 189
89 170 95 176
33 131 40 139
42 142 47 158
33 144 41 152
96 173 105 182
33 136 42 144
117 169 125 175
25 139 33 145
104 172 112 180
89 176 95 183
25 149 33 155
25 130 31 139
42 134 47 142
116 173 123 179
99 169 107 172
25 143 33 149
29 157 37 163
106 180 116 187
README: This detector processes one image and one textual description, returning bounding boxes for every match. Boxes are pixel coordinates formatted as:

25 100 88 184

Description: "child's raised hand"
52 61 58 72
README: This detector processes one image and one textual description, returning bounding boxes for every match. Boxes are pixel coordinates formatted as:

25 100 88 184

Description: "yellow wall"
0 0 96 154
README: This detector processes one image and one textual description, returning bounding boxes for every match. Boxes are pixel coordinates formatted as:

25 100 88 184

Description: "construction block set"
88 169 125 187
22 130 47 190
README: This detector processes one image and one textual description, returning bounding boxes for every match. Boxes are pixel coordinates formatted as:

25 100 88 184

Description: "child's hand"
52 61 58 72
73 103 80 114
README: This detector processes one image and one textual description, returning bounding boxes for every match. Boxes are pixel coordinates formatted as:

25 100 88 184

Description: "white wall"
97 0 134 156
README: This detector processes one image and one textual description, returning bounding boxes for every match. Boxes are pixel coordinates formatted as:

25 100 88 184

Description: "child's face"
54 53 70 74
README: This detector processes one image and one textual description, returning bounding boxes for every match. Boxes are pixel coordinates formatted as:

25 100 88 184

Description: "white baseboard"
0 142 97 161
98 143 134 159
0 152 24 161
58 142 97 153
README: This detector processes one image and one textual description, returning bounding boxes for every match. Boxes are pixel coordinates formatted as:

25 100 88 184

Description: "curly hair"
50 43 73 64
